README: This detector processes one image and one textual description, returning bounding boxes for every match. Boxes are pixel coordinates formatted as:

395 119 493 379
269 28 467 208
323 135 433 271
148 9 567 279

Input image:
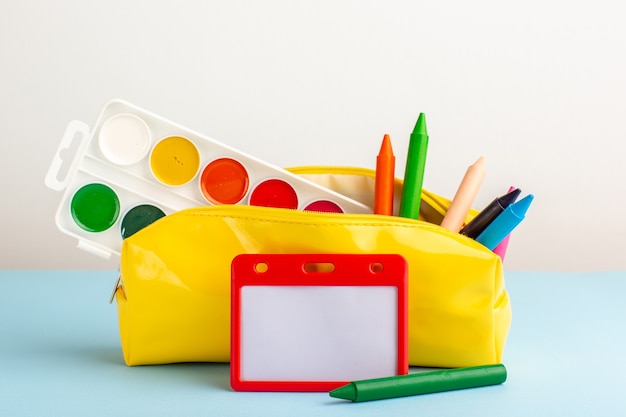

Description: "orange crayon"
374 134 396 215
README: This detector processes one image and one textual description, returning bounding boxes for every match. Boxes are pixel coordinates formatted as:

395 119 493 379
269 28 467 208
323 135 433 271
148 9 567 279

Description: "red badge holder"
230 253 408 392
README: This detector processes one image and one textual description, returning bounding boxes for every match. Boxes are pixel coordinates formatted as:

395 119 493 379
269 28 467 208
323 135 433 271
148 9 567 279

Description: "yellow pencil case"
115 166 511 368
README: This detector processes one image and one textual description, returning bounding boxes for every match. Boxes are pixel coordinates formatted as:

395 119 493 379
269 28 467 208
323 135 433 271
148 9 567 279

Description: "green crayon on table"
399 113 429 219
329 364 507 402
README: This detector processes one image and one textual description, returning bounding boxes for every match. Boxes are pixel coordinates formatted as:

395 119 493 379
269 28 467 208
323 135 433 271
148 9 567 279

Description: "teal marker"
475 194 534 250
399 113 429 219
330 364 507 402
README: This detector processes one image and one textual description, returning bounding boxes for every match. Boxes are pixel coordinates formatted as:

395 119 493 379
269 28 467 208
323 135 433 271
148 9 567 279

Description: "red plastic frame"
230 253 408 392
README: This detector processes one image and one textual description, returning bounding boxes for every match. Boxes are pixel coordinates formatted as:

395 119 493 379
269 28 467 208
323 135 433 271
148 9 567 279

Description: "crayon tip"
472 156 486 168
329 382 356 401
412 113 427 136
510 194 534 217
498 188 522 208
379 134 394 155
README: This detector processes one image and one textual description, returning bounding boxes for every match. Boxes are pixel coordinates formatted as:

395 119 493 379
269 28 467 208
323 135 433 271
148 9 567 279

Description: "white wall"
1 0 624 271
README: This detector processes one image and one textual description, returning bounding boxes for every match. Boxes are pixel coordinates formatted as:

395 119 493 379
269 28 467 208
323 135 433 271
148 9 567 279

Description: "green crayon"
329 364 507 402
399 113 429 219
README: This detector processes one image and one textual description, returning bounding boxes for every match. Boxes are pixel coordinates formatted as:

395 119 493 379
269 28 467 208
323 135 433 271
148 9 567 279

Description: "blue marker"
475 194 534 250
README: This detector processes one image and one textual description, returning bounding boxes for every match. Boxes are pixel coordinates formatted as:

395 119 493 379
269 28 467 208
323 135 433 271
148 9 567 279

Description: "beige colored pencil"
440 156 486 232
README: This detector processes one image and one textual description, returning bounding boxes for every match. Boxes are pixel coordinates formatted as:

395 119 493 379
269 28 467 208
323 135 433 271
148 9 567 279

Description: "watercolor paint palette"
45 99 371 259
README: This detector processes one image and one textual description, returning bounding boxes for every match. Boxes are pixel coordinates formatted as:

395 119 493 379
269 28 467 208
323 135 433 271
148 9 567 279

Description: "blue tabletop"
1 270 625 416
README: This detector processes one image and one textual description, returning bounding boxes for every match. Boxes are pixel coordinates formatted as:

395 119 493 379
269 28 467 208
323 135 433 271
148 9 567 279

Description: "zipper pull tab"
109 275 122 304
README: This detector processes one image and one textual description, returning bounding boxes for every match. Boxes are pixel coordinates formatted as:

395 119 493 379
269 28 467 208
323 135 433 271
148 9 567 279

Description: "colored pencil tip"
511 194 534 217
412 113 427 136
329 383 356 401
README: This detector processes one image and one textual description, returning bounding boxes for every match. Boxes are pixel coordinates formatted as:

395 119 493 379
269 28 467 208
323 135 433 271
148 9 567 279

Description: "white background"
1 0 624 271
